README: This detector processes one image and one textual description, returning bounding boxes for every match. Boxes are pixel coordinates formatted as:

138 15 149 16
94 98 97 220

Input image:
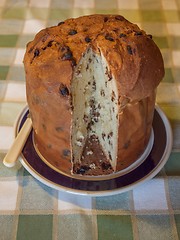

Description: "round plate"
16 105 172 196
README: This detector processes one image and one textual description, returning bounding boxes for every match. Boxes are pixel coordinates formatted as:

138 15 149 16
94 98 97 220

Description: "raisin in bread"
24 14 164 176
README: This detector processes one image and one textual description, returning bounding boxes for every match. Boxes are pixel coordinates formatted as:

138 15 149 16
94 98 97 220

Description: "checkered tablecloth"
0 0 180 239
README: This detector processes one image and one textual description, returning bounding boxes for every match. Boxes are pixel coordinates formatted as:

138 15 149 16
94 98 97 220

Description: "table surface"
0 0 180 239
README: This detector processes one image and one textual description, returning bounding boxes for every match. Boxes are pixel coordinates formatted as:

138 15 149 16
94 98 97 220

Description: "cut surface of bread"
71 48 119 174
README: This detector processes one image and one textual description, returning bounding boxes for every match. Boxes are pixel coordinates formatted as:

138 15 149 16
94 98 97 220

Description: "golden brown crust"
24 14 164 101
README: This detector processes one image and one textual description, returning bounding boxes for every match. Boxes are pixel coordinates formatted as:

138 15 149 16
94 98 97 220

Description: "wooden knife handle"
3 118 32 167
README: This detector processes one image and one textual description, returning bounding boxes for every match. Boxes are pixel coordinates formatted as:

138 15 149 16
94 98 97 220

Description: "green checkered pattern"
0 0 180 239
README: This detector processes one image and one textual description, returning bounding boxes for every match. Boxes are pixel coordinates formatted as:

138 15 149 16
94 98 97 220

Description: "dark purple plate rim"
17 105 172 196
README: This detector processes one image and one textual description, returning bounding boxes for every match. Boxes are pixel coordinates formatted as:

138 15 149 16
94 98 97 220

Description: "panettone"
23 14 164 176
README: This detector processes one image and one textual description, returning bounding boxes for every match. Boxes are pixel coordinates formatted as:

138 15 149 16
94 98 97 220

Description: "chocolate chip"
92 81 96 90
34 48 40 57
89 98 95 108
76 168 85 174
63 149 71 157
93 118 98 123
115 16 124 21
134 31 143 36
147 34 153 39
105 34 114 42
59 83 69 96
107 72 112 81
119 33 126 38
100 89 105 97
61 48 76 66
108 132 113 138
92 111 100 123
76 165 90 175
68 29 77 35
108 151 112 160
55 126 63 132
58 21 65 26
102 133 106 140
104 17 108 22
83 114 88 123
61 47 76 66
97 103 101 109
47 41 53 47
71 58 77 67
111 91 116 101
85 36 91 43
127 45 133 55
86 64 89 70
62 51 73 60
101 162 112 170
